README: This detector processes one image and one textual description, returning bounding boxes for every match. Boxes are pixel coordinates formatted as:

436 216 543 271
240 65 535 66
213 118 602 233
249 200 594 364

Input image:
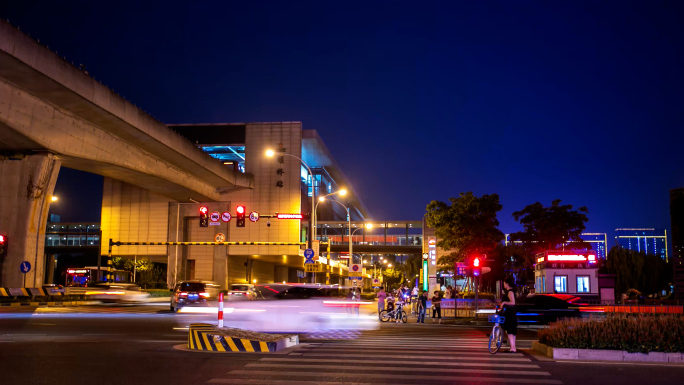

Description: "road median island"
533 314 684 363
186 323 299 353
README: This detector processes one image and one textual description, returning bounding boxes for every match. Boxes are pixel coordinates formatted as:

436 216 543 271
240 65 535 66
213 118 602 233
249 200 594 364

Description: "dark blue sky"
3 1 683 237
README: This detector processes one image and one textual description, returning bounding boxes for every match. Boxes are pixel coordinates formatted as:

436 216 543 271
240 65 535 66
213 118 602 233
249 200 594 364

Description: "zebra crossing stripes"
205 337 562 385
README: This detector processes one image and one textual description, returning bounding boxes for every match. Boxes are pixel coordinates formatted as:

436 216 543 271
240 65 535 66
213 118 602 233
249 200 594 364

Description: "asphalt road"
1 304 683 385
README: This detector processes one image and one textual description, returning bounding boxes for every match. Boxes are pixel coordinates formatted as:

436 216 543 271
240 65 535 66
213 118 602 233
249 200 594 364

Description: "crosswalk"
205 326 561 385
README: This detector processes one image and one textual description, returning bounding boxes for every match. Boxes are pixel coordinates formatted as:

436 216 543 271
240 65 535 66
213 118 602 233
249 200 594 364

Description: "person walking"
417 291 427 323
411 285 419 314
500 277 518 353
376 287 387 315
431 290 442 324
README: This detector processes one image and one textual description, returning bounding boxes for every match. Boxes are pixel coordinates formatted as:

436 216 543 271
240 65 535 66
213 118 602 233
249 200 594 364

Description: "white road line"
298 348 521 356
208 380 374 385
226 370 563 384
301 353 531 361
245 363 551 376
260 357 540 368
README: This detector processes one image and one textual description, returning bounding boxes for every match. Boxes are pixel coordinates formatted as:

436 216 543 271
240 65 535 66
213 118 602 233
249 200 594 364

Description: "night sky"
2 1 683 238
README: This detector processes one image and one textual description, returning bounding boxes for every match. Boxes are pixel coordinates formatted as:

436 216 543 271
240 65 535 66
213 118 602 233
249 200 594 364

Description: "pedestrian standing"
431 290 442 324
444 285 453 299
500 277 518 353
417 291 428 323
376 287 387 314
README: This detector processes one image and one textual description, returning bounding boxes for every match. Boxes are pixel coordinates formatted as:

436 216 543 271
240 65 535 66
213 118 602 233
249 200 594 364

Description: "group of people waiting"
375 285 450 324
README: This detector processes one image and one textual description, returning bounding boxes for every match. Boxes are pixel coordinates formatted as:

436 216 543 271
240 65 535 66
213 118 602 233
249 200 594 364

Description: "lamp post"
314 189 347 240
318 198 351 262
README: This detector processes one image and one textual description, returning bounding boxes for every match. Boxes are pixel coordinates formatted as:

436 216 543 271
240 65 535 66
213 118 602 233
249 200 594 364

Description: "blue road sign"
20 261 31 273
304 248 315 264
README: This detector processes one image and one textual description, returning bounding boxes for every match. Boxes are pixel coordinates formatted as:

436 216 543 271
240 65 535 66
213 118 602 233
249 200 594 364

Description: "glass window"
577 276 590 293
554 276 567 293
542 276 545 293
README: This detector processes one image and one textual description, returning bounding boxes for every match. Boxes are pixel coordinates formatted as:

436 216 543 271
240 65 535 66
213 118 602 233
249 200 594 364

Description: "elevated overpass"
0 20 253 287
316 220 424 255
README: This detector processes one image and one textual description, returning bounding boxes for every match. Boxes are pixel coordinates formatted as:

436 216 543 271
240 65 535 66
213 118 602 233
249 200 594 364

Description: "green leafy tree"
510 199 590 253
603 246 671 296
425 192 505 267
486 244 534 287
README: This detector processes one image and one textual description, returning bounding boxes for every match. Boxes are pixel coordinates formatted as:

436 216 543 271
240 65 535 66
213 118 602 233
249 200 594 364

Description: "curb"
187 323 299 353
532 341 684 363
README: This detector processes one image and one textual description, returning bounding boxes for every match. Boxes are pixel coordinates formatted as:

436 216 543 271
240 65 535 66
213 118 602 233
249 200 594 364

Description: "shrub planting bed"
538 314 684 354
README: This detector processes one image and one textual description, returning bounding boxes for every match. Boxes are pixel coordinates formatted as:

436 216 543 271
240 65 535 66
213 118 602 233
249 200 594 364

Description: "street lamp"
266 149 315 250
51 196 58 202
314 189 347 240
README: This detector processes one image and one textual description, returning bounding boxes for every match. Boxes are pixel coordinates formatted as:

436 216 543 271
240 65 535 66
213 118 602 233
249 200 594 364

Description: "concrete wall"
0 153 60 287
101 178 173 257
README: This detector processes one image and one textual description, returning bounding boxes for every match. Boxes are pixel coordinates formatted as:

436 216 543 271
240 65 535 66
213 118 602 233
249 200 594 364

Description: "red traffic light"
0 235 4 243
473 257 480 267
236 205 245 214
199 206 208 214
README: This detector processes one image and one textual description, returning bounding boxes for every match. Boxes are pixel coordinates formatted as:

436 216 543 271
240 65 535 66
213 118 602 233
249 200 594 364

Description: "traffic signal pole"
475 276 479 314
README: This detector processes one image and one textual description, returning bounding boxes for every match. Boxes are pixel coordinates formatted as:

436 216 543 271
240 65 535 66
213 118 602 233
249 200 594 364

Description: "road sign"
20 261 31 273
349 263 362 277
249 211 260 222
372 278 381 287
352 279 360 287
422 253 428 260
305 264 321 272
456 262 466 275
210 212 220 222
221 212 232 222
304 248 315 264
214 233 225 242
312 240 320 259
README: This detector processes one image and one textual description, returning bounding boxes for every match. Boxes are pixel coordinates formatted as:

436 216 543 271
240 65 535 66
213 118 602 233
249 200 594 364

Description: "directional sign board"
304 248 315 264
304 264 322 272
312 240 320 259
20 261 31 274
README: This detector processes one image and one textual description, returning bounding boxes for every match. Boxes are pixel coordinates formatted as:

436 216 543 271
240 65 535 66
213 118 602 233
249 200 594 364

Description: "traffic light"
236 205 246 227
0 234 6 260
472 256 482 277
199 206 209 227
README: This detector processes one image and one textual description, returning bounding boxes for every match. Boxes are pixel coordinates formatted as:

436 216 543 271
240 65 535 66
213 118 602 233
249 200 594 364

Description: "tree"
425 192 504 267
603 246 671 296
486 244 534 288
510 199 590 254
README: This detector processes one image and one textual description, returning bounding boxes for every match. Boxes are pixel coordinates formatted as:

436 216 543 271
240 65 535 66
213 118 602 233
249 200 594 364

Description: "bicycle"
379 302 408 323
488 312 505 354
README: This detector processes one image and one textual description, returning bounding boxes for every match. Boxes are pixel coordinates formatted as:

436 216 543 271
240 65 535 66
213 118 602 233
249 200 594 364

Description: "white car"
86 282 150 303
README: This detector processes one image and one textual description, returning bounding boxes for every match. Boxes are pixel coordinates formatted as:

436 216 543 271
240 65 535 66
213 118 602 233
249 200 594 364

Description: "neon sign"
277 213 303 219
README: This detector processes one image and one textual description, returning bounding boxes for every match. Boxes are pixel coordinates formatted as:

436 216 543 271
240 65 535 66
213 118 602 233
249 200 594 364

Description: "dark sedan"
515 294 595 324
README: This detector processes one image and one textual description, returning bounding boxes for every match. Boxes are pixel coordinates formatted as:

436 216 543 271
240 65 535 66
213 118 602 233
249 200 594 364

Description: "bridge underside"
329 245 422 254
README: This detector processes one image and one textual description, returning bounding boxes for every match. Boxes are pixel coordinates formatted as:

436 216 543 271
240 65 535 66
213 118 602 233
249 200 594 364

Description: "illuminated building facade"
615 228 668 261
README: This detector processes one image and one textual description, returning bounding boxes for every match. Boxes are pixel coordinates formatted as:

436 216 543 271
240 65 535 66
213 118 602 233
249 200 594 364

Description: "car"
226 284 256 300
85 282 150 304
515 294 587 324
177 284 379 333
170 280 221 312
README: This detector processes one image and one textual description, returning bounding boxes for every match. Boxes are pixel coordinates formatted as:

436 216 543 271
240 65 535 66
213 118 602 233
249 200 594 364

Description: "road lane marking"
298 348 522 356
208 380 375 385
225 370 562 384
301 353 531 361
259 357 540 368
245 363 551 376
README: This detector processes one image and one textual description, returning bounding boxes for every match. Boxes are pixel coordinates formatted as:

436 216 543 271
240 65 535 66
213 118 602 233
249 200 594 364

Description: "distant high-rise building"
671 188 684 300
615 228 668 261
504 233 607 259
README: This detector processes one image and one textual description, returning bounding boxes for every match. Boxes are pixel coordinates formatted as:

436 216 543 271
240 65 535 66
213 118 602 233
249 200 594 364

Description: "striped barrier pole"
218 292 224 328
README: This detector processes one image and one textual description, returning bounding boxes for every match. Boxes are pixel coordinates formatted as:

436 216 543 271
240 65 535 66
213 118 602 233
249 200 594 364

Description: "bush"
143 289 171 298
538 314 684 353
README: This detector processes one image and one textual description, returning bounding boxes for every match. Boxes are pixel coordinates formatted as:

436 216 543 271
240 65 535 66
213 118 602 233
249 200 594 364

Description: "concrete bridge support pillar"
0 153 61 287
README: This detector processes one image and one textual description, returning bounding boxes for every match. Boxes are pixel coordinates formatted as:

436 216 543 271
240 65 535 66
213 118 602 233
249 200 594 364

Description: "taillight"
199 292 210 298
177 292 188 297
